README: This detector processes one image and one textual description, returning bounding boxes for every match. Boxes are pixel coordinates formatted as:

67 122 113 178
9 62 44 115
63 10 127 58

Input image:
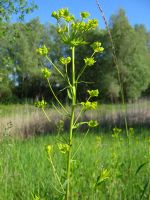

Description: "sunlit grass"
0 131 150 200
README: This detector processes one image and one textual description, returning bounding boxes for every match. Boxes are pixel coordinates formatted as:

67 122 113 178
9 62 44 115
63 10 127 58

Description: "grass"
0 99 150 137
0 130 150 200
0 102 150 199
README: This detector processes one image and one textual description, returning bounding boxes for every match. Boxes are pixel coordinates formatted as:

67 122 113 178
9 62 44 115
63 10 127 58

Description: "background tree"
0 0 37 22
109 9 150 101
0 8 150 103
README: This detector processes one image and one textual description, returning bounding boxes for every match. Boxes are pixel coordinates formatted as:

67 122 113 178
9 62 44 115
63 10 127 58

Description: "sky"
23 0 150 31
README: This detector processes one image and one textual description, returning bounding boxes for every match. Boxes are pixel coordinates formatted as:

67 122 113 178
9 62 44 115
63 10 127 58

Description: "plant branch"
42 108 51 122
46 55 65 79
47 79 69 115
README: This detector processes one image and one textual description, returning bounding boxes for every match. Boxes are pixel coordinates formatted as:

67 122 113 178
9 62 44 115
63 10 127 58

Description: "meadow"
0 100 150 137
0 129 150 200
0 102 150 199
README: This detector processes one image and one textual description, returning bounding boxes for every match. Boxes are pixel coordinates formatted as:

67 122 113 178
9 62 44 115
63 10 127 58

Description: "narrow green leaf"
140 179 150 200
135 162 149 175
67 88 72 100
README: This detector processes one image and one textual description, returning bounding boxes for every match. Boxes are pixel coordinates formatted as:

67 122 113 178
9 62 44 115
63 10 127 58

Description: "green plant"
36 8 104 200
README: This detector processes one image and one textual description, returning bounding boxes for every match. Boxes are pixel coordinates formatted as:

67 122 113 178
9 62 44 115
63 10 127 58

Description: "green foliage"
0 8 150 103
0 132 150 199
0 0 38 22
110 9 150 100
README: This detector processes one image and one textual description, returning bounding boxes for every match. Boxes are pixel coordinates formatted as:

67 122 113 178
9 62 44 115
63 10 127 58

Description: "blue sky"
23 0 150 31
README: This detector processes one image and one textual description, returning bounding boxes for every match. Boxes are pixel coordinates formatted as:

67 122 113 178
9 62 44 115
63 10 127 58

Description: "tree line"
0 9 150 103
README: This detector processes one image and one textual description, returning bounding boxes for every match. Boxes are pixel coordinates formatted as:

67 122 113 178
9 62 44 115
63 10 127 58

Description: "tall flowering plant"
36 8 104 200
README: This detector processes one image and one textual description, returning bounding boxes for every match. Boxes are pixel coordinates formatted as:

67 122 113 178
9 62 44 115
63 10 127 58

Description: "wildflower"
58 8 70 18
88 120 99 127
112 127 122 138
81 101 97 110
36 45 48 56
113 127 122 134
60 57 71 65
86 19 98 30
91 42 104 53
80 12 90 19
57 26 68 34
84 57 96 66
58 143 70 154
41 68 52 79
87 89 99 97
47 145 53 156
64 15 74 22
51 11 60 20
95 168 110 187
34 100 47 109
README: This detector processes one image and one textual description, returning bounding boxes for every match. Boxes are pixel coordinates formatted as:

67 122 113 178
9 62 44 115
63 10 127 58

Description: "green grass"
0 130 150 200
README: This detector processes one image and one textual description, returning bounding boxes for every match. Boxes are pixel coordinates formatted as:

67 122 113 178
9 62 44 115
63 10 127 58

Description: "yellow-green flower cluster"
88 120 98 127
71 19 98 32
81 101 97 110
32 195 40 200
36 45 48 56
41 68 52 79
51 8 98 47
47 145 53 156
91 42 104 53
34 100 47 109
113 127 122 134
60 57 71 65
51 8 74 22
57 26 68 34
95 168 110 187
84 57 96 66
112 127 122 138
80 12 90 19
87 89 99 97
58 143 70 154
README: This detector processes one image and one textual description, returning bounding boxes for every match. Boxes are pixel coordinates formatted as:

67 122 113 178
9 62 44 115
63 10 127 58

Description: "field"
0 103 150 200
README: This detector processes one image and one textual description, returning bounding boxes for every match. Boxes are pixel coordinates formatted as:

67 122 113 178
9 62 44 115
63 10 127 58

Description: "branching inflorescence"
35 8 104 200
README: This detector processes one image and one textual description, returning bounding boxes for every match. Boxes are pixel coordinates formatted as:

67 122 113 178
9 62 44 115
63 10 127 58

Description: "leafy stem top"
51 8 98 47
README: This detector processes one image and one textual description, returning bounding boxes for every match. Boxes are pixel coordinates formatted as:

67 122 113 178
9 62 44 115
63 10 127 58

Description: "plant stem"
95 0 129 137
66 47 76 200
49 156 65 194
47 79 69 115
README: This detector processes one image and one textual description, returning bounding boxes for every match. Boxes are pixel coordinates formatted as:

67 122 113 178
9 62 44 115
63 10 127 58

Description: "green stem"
95 0 129 137
72 128 89 159
76 64 87 84
47 79 69 115
46 56 65 79
66 46 76 200
42 108 51 122
49 156 65 194
76 53 95 84
74 97 90 126
65 64 72 87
